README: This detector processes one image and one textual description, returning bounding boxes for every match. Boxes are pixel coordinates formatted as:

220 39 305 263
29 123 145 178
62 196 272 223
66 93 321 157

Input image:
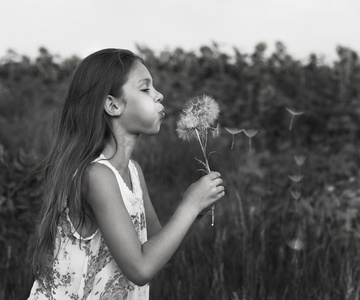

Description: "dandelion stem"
204 129 208 151
211 205 215 226
177 95 220 227
195 128 215 225
195 129 210 173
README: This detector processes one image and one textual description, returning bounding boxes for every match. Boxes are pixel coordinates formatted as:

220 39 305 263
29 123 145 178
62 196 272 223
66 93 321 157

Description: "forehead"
127 61 152 84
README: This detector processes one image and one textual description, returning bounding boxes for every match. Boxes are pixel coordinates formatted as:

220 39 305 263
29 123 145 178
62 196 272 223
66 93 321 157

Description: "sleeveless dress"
28 155 149 300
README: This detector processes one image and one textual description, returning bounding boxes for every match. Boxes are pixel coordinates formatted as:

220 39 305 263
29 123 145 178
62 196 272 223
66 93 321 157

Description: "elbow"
112 250 158 286
125 265 154 286
127 270 152 286
131 277 150 287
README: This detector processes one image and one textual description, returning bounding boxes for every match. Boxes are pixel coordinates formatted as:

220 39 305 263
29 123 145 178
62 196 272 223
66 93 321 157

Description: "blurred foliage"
0 42 360 299
1 43 359 154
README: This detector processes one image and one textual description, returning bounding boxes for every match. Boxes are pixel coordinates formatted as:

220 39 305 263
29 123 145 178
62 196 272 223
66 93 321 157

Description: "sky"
0 0 359 63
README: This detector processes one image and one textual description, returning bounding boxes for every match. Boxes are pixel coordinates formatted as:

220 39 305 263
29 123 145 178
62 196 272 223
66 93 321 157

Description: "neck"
102 131 138 176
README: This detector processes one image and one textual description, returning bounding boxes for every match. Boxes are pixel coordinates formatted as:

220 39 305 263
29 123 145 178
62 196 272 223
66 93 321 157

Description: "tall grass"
1 116 360 299
135 121 360 299
1 44 360 299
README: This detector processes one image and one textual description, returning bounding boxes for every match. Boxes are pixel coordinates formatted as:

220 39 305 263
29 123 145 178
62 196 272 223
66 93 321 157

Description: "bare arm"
133 161 211 237
134 160 209 246
87 163 224 286
132 161 162 239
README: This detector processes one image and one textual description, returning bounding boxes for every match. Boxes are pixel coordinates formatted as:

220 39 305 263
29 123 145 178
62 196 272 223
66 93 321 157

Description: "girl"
28 48 225 300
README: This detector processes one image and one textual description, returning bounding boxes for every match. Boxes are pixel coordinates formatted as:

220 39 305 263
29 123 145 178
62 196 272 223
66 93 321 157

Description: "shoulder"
86 162 120 203
87 161 116 184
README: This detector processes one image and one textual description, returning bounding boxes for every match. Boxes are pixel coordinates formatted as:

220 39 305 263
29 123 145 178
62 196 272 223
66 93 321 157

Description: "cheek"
129 102 153 120
123 103 158 132
135 98 157 117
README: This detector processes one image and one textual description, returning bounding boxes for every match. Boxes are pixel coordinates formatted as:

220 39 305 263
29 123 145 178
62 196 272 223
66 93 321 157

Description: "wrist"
177 201 199 222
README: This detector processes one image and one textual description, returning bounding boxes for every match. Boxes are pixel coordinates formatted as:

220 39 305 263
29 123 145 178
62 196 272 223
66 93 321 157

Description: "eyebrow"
137 78 152 85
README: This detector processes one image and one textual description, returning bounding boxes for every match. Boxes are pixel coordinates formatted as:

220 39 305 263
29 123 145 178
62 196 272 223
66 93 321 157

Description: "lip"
159 110 166 119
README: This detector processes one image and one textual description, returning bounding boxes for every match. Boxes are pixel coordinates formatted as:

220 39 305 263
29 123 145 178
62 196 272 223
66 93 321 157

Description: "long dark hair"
32 49 141 278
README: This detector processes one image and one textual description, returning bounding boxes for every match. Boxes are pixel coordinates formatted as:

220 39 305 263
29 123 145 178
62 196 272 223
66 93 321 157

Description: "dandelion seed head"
176 94 220 141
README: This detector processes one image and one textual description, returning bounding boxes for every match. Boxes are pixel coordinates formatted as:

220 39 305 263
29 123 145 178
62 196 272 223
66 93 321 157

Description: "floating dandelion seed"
243 129 258 138
212 123 221 139
286 238 305 251
285 107 305 131
176 94 220 226
288 174 304 183
231 291 240 300
224 127 243 150
294 154 306 166
242 129 258 151
290 190 302 200
224 128 243 134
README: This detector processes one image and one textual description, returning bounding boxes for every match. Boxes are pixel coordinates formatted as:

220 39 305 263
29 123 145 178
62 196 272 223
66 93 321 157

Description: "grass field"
1 110 360 300
138 124 360 300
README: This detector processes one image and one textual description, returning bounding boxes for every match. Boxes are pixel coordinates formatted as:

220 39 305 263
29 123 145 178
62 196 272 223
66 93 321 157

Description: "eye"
141 88 150 93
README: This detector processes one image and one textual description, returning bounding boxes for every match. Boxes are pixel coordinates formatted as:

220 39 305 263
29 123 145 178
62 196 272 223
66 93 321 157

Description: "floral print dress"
28 155 149 300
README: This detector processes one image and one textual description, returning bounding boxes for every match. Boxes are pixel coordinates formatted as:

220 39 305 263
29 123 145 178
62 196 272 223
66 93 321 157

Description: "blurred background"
1 0 360 299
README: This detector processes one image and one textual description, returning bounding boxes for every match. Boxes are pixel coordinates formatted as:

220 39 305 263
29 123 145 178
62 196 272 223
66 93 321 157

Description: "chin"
142 126 161 136
147 129 161 136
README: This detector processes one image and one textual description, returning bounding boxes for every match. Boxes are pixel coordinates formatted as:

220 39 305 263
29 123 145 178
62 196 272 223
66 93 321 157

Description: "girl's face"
118 61 165 135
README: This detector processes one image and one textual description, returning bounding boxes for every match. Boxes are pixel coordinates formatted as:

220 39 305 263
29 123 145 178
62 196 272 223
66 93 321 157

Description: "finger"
220 191 225 199
213 178 223 187
216 190 225 200
216 185 225 193
208 171 221 179
207 189 225 207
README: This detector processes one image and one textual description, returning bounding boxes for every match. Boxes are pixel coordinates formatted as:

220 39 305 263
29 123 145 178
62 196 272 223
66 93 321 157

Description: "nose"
155 89 164 103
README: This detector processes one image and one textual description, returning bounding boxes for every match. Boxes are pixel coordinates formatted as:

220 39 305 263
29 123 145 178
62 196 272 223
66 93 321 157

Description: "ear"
104 95 124 117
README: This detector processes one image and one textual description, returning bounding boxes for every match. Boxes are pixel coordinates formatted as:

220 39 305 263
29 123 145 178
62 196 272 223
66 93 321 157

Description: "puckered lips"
159 109 166 120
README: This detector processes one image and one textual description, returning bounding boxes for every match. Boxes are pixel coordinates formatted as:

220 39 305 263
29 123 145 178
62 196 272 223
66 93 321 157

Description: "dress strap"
128 160 143 199
93 154 143 200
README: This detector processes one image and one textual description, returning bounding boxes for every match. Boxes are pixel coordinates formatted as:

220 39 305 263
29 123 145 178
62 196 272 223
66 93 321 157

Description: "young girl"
28 48 225 300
